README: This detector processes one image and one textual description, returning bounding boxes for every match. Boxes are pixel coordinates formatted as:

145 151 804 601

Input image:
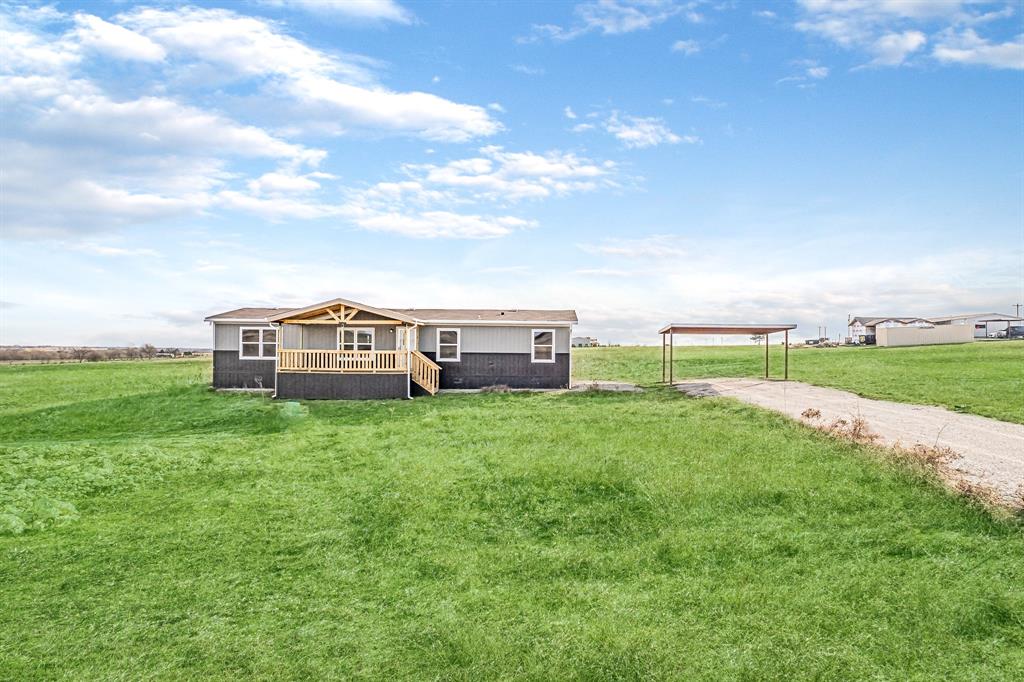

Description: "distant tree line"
0 345 203 363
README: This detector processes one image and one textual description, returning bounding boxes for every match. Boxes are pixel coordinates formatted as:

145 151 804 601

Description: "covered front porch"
268 298 440 396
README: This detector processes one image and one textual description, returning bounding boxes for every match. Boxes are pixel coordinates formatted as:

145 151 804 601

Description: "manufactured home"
204 297 577 399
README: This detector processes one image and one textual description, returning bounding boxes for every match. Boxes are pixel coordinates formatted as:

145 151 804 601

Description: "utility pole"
1013 303 1022 319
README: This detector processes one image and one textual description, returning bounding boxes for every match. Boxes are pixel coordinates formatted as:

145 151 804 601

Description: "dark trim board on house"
204 297 577 400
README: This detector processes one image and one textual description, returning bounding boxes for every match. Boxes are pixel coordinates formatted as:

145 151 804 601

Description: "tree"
750 334 764 345
140 344 157 359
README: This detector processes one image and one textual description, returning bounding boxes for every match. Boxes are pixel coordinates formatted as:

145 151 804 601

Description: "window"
532 329 555 363
437 328 460 361
239 327 277 359
339 327 374 351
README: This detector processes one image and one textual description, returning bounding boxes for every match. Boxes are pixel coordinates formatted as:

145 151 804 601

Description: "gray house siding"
282 324 302 349
418 325 570 353
276 373 406 400
284 322 399 350
416 325 570 389
212 323 276 389
214 323 274 351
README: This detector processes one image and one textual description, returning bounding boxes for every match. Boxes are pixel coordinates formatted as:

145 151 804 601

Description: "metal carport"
658 323 798 384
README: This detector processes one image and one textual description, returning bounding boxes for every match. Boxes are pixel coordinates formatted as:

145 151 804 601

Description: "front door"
396 326 417 352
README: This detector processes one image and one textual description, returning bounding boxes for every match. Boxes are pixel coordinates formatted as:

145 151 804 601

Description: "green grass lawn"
1 360 1022 680
574 341 1024 424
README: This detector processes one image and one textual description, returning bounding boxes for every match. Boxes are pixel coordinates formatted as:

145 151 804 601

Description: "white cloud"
28 91 324 164
571 122 596 132
754 10 777 19
574 268 634 277
795 0 1019 70
511 63 545 75
395 146 616 202
933 29 1024 69
564 105 578 119
579 234 688 258
487 102 505 112
690 94 725 108
604 112 692 148
215 190 343 221
119 7 500 140
248 171 336 195
671 39 700 54
72 13 166 62
68 243 163 257
0 24 79 74
350 210 535 239
777 59 830 84
316 146 620 238
524 0 701 41
867 30 927 65
261 0 414 24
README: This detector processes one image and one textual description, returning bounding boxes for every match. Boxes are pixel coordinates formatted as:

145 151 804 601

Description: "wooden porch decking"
277 349 440 394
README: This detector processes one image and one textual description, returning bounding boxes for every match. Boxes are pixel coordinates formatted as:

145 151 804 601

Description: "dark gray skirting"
212 351 276 389
422 352 569 389
275 372 408 400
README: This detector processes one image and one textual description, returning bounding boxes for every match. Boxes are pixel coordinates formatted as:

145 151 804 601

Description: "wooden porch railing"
410 351 441 395
278 349 408 373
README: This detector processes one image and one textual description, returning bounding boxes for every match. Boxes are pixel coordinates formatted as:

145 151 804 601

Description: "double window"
437 328 460 361
339 327 374 351
240 327 277 359
532 329 555 363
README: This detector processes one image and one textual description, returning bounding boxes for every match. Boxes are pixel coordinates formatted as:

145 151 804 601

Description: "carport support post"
764 332 769 378
784 330 789 380
661 332 666 383
669 332 674 385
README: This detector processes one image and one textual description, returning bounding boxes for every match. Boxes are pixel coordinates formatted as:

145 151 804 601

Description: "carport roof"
658 323 798 335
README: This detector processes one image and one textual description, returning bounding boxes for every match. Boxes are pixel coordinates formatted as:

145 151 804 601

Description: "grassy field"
1 359 1022 680
574 341 1024 424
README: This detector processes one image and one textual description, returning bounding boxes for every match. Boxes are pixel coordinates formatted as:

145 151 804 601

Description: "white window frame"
238 326 277 360
531 328 556 363
436 327 461 362
338 327 375 352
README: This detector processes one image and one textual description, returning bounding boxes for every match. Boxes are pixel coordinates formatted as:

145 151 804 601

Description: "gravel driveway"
677 379 1024 506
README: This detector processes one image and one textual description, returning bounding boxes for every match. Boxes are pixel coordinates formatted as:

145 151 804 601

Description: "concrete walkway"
677 379 1024 506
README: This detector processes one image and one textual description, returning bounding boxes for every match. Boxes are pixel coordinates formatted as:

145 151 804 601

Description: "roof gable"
266 297 419 324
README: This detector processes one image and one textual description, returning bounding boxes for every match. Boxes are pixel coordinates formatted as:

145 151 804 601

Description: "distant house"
847 317 931 344
572 336 599 347
204 296 577 399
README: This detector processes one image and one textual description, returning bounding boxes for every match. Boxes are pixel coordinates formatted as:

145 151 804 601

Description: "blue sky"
1 0 1022 346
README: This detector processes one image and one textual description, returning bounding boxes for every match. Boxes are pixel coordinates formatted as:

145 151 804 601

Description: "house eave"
416 319 576 326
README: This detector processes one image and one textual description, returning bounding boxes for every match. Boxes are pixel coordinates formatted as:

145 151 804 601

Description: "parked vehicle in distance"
1007 326 1024 339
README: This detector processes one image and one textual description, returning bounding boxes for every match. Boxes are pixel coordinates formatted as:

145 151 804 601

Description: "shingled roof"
392 308 578 323
205 305 577 323
204 307 294 321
